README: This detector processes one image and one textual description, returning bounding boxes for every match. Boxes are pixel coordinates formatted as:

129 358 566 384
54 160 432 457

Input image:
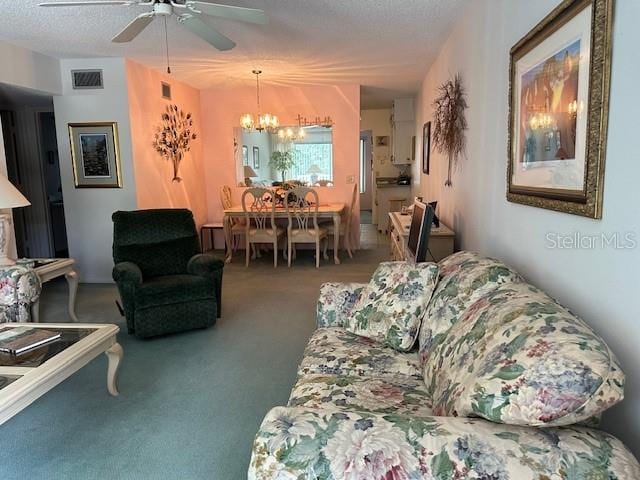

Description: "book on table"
0 326 61 355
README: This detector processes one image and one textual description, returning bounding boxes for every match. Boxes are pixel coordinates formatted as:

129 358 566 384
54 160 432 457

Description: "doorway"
359 130 373 222
0 83 68 258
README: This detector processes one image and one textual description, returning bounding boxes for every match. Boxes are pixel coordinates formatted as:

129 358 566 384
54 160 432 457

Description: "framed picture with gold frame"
68 122 122 188
507 0 613 218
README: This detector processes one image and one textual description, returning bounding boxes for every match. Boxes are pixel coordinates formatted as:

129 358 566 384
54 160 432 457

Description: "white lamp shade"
243 166 258 178
0 174 30 209
306 164 323 174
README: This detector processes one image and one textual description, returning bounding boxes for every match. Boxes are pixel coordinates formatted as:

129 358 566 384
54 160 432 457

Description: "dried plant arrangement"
432 73 468 187
153 104 197 182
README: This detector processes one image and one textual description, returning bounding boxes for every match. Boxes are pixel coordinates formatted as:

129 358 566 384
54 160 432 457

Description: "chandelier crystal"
240 70 279 133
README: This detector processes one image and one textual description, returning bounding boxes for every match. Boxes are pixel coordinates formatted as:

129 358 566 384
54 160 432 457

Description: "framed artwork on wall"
507 0 613 218
68 122 122 188
422 121 431 175
253 146 260 169
242 145 249 166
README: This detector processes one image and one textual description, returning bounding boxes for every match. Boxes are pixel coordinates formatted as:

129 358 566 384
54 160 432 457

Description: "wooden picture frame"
253 146 260 169
422 121 431 175
507 0 613 218
68 122 121 188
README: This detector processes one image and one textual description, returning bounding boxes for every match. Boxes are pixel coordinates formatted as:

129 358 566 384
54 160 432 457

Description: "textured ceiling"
0 0 469 108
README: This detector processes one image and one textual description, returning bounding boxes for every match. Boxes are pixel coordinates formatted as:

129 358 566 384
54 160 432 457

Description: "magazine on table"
0 326 61 355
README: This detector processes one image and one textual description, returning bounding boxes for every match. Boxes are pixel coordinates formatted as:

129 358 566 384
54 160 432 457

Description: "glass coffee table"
0 323 122 425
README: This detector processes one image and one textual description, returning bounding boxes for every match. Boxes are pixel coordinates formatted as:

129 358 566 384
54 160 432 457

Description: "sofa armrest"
112 262 143 286
187 253 225 277
248 406 640 480
188 253 224 318
316 282 366 328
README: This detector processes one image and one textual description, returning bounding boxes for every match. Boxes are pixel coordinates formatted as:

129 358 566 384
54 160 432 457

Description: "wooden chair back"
220 185 233 210
285 187 320 233
241 187 277 232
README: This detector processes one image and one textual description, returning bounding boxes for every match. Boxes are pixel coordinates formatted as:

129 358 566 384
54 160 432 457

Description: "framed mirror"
235 125 333 187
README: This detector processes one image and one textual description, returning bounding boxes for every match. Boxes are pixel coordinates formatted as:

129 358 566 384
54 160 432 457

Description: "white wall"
53 58 137 283
0 41 61 95
413 0 640 454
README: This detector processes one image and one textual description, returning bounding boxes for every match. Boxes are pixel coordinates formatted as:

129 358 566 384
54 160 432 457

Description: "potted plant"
269 150 295 182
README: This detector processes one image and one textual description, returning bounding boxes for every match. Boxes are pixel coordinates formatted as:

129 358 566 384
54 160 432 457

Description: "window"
290 142 333 184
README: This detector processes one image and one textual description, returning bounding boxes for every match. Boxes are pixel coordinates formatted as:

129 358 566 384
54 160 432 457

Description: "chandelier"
277 126 306 142
240 70 279 133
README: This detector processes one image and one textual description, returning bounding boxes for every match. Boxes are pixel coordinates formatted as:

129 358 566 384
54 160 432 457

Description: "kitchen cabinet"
390 98 415 165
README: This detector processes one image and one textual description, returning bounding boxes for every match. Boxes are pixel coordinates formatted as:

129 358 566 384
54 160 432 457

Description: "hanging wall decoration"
153 104 197 183
432 73 468 187
507 0 613 218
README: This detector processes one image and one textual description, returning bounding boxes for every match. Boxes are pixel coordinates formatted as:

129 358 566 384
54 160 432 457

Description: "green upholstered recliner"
112 208 224 339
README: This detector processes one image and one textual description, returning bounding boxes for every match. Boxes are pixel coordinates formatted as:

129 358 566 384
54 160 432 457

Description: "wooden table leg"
105 342 123 396
223 216 233 263
332 213 341 265
65 269 79 322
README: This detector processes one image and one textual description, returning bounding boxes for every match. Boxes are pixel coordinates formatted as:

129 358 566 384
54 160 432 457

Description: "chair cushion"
347 262 439 352
424 282 625 427
117 237 198 278
288 374 433 417
136 274 214 309
418 251 523 366
298 327 422 380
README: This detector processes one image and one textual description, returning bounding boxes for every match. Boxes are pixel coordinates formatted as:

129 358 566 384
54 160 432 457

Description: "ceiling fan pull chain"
164 15 171 74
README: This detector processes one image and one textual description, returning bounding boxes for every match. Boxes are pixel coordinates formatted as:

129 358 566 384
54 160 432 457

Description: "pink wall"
200 84 361 247
126 60 208 227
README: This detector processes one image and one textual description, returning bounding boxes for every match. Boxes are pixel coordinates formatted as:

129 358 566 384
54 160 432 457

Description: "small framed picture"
422 121 431 175
68 122 121 188
253 146 260 169
242 145 249 166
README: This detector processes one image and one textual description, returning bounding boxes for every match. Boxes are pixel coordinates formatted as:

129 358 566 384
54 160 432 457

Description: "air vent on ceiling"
71 69 104 90
161 82 172 100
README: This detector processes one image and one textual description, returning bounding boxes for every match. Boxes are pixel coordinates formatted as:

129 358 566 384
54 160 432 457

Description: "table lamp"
244 165 258 186
306 164 323 185
0 174 30 265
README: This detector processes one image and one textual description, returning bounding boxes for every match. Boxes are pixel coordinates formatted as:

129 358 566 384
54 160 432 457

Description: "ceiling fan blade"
112 13 154 43
186 1 267 25
39 1 129 6
180 16 236 51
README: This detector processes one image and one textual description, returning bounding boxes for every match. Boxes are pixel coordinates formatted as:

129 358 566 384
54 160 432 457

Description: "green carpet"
0 248 386 479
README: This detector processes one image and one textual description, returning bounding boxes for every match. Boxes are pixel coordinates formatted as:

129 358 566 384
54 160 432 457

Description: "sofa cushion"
136 274 214 309
249 406 640 480
347 261 439 352
288 374 433 417
424 282 625 427
298 327 422 380
418 251 523 366
316 282 367 328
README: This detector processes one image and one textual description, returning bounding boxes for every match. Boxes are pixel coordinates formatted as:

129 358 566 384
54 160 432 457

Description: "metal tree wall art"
432 73 468 187
153 104 197 182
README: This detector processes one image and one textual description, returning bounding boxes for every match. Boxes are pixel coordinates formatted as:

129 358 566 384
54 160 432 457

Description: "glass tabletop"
0 327 96 370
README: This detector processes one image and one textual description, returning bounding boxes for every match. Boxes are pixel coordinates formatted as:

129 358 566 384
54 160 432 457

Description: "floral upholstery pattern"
249 406 640 480
424 282 625 426
249 251 639 479
289 374 433 417
0 265 41 323
298 327 422 380
418 251 523 366
316 282 366 328
347 262 440 351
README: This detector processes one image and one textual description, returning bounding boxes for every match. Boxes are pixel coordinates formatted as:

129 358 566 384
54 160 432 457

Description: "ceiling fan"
38 0 268 52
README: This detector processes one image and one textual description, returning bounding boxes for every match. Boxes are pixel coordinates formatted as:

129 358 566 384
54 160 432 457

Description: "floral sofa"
248 251 640 479
0 265 41 323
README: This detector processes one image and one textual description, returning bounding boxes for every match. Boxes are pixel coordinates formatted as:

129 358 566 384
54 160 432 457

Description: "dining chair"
325 182 357 258
242 187 285 268
220 185 244 255
285 187 328 268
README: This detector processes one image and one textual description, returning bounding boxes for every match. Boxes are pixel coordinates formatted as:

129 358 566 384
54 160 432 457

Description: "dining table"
223 202 346 265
